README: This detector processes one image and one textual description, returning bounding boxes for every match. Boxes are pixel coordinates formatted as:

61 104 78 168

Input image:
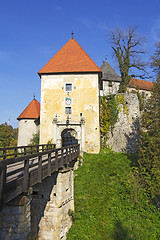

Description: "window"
100 80 103 90
65 107 72 114
109 81 112 87
65 83 72 92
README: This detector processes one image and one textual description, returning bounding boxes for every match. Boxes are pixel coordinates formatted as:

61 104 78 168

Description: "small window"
65 83 72 92
109 81 112 87
100 80 103 90
65 107 72 114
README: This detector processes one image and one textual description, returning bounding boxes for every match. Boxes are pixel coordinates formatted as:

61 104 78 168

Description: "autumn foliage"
0 122 18 148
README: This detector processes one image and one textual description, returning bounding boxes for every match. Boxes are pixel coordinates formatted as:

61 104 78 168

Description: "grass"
67 149 160 240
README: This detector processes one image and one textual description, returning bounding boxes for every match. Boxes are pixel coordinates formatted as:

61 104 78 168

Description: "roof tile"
17 99 40 120
129 78 154 91
38 38 101 74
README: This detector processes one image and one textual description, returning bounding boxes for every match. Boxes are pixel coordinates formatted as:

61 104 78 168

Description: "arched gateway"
61 128 78 147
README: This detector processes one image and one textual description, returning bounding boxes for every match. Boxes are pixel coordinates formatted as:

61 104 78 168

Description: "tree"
29 132 39 145
0 123 18 148
111 26 147 93
151 41 160 78
138 43 160 202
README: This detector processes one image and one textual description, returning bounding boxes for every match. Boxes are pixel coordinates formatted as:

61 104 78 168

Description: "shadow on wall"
30 172 58 237
104 116 140 153
124 116 140 153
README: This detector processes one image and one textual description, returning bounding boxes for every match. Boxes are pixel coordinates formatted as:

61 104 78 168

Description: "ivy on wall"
116 94 129 116
100 94 129 147
100 95 119 138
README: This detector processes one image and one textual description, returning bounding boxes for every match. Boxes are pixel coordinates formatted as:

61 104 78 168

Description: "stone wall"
105 93 140 152
32 169 74 240
100 80 120 96
0 196 31 240
17 119 39 147
0 167 75 240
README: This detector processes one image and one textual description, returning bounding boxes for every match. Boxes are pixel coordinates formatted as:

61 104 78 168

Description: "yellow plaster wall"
40 74 100 153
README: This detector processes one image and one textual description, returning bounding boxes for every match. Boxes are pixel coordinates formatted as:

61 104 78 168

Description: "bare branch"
110 26 148 93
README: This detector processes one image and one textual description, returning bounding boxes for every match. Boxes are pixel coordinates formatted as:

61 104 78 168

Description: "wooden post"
48 152 51 176
0 162 6 208
69 146 72 162
23 158 29 192
31 146 33 155
61 148 64 168
38 155 42 183
24 146 26 155
3 149 6 160
73 145 75 159
15 148 17 158
65 147 68 165
55 150 58 171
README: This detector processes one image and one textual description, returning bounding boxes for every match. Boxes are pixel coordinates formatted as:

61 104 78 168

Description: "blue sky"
0 0 160 128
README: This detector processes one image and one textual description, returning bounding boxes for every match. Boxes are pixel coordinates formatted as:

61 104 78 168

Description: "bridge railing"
0 144 56 160
0 144 80 208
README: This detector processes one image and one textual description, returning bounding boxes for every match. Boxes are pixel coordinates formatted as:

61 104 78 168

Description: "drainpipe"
80 117 85 151
53 116 57 145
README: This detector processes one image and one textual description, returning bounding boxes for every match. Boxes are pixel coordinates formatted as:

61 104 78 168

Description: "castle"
17 38 153 153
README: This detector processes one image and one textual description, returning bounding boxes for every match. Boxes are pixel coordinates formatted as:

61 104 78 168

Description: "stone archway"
61 128 78 147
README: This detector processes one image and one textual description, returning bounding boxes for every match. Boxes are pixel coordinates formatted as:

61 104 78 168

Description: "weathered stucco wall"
100 80 120 96
100 80 151 98
40 73 100 153
105 93 140 152
17 119 39 147
127 87 151 98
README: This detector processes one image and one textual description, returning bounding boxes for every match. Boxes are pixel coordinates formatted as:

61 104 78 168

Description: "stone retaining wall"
105 93 140 152
0 168 75 240
0 196 31 240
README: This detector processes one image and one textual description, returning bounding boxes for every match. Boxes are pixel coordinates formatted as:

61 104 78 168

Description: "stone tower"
38 38 101 153
17 99 40 146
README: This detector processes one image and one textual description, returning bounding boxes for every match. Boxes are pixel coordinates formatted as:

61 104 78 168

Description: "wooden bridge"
0 143 80 209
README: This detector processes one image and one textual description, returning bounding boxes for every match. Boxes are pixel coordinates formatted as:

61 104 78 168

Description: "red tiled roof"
17 99 40 120
129 78 154 91
38 38 101 74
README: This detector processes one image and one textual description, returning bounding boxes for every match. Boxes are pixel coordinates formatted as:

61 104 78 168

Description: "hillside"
67 150 160 240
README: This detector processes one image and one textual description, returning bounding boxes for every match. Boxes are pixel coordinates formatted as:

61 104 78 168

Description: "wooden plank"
64 148 68 166
30 170 39 187
5 177 23 203
0 144 80 206
38 155 42 183
0 163 6 207
55 150 58 171
60 149 64 168
48 153 51 176
23 158 29 192
3 149 6 160
6 166 24 178
69 147 72 162
15 148 17 158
